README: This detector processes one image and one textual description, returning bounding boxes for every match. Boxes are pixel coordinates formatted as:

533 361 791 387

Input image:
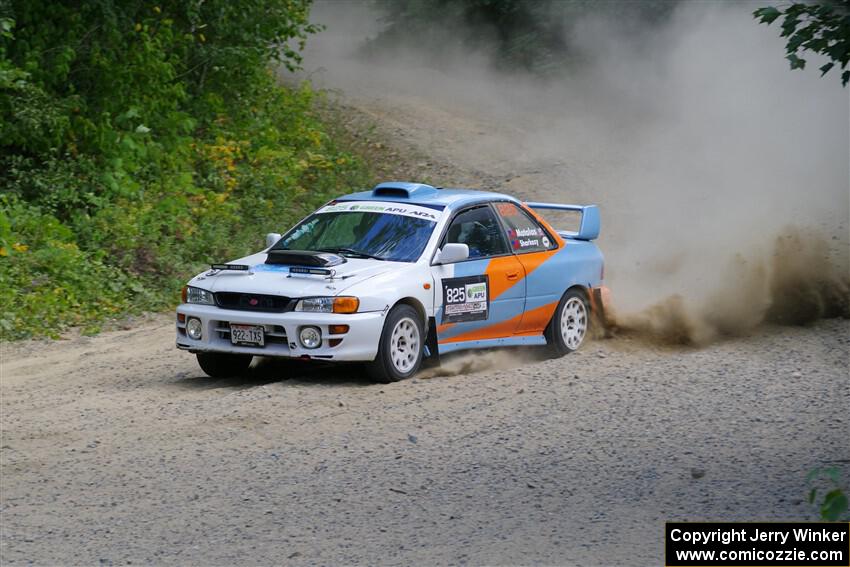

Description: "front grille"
215 292 292 313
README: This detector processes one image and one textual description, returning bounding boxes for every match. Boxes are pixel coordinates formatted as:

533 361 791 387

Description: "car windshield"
273 202 440 263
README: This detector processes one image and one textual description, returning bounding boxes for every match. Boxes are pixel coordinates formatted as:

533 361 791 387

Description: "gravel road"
2 316 848 565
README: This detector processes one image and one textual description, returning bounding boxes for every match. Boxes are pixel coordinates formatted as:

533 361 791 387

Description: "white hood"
188 252 399 297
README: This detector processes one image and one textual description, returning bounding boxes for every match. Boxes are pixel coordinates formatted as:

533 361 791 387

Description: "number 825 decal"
441 275 489 323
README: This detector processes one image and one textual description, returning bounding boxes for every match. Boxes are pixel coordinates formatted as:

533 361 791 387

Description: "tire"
365 304 424 383
196 352 253 378
545 288 590 357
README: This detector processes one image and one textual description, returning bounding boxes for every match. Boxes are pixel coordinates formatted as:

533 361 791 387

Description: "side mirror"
265 233 282 248
434 243 469 265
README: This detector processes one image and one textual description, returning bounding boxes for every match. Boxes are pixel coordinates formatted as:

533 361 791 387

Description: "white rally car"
177 182 607 382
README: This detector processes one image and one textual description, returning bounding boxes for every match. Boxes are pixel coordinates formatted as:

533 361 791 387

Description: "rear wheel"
545 288 590 357
366 304 424 383
196 352 253 378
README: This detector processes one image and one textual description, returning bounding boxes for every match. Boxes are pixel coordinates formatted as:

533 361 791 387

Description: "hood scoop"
265 249 346 267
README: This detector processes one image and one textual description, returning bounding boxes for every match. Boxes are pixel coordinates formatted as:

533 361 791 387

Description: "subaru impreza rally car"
177 182 608 383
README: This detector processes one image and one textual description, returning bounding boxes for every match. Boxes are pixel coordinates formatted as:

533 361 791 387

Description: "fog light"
299 326 321 349
186 317 203 340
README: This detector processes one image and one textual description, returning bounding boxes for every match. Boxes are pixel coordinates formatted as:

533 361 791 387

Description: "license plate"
230 324 264 346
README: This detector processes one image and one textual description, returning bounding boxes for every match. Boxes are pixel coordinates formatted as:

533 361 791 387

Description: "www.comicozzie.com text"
670 527 848 546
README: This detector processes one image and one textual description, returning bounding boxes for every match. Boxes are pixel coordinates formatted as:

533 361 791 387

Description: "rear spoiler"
525 202 600 241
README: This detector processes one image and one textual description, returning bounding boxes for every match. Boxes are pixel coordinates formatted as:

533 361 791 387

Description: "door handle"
506 271 520 280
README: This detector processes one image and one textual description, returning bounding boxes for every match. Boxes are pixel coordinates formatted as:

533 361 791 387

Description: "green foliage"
754 1 850 86
0 1 372 340
806 466 849 521
0 194 144 337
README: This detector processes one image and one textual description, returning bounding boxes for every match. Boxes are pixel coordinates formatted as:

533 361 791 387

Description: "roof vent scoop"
372 182 438 199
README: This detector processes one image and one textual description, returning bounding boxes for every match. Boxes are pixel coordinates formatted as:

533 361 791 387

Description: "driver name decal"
441 275 490 323
508 226 544 249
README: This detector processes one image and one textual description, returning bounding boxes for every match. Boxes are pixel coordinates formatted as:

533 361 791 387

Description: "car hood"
188 252 399 297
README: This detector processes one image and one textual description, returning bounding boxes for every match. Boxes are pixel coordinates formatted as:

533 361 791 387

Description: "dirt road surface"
2 314 848 565
3 64 850 566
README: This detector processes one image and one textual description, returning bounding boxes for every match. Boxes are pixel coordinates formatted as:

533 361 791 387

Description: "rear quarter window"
495 202 556 254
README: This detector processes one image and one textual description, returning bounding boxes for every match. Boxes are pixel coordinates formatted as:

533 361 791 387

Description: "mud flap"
590 286 615 338
422 317 441 368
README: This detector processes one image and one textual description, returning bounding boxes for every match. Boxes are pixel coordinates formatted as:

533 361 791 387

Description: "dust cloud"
419 349 541 379
300 1 849 346
610 228 850 345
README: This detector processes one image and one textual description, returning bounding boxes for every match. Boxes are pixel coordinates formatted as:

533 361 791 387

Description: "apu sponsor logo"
352 204 387 213
384 206 438 220
465 282 486 302
319 202 438 221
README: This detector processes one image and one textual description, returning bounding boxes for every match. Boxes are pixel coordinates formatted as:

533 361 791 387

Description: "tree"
366 0 674 75
754 1 850 86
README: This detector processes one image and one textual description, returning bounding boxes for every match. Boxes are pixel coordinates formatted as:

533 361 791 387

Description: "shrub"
0 1 373 340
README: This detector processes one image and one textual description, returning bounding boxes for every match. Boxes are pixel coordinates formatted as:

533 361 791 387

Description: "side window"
495 202 556 253
442 205 509 259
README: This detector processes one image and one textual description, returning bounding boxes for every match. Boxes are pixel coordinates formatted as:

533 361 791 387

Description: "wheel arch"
566 283 591 300
545 284 591 333
393 296 428 326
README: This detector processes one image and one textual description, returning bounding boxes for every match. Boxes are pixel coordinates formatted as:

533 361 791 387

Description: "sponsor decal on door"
441 275 490 323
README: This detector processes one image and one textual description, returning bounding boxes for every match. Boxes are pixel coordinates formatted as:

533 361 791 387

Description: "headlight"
294 296 359 314
183 286 215 305
295 297 333 313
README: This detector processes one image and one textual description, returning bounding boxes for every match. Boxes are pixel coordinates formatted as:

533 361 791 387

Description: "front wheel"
545 288 590 357
196 352 253 378
365 304 424 383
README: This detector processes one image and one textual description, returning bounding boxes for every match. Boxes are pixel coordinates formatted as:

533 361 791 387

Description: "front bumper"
175 304 385 361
